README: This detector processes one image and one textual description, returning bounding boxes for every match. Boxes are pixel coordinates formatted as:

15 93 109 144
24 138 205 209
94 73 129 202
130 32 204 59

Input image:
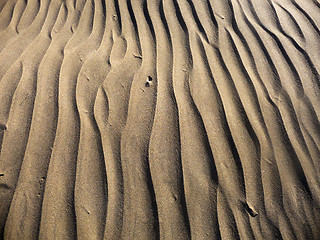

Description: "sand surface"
0 0 320 239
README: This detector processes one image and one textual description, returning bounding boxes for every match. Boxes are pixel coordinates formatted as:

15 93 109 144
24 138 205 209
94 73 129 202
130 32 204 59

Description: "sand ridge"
0 0 320 239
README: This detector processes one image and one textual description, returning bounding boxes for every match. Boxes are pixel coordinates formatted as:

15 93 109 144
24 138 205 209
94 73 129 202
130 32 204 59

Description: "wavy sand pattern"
0 0 320 239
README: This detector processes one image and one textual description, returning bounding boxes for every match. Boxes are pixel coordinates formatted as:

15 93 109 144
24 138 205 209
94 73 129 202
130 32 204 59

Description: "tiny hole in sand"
145 76 152 87
0 123 7 131
0 173 4 177
133 54 142 59
242 201 258 217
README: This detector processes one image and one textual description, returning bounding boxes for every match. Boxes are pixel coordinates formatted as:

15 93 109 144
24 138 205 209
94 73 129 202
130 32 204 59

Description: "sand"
0 0 320 239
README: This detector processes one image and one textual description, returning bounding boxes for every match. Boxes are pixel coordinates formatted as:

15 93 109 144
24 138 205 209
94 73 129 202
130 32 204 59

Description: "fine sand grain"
0 0 320 239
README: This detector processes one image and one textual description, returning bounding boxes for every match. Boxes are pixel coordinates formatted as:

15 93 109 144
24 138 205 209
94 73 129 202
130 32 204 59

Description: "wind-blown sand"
0 0 320 239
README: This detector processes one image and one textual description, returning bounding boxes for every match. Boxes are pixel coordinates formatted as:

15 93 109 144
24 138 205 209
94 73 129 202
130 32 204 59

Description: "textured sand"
0 0 320 239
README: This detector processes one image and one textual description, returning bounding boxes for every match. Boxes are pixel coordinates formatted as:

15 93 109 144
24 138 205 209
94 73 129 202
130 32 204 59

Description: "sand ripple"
0 0 320 239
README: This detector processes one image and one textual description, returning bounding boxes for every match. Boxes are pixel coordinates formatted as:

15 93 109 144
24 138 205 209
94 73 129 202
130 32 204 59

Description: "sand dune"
0 0 320 239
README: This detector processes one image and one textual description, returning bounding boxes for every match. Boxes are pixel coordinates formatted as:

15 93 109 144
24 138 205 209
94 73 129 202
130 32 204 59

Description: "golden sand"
0 0 320 239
